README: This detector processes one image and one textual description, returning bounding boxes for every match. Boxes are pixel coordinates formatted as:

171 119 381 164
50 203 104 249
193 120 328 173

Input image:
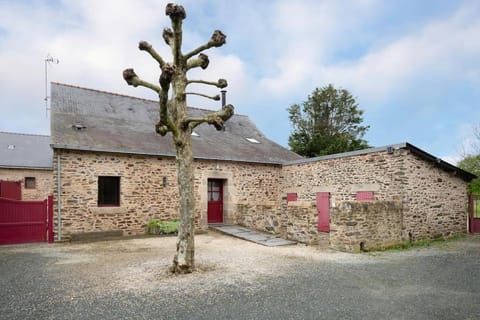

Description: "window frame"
97 176 121 207
25 177 36 189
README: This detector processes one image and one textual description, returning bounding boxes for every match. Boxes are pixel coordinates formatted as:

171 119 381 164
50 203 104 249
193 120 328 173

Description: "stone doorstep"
209 224 296 247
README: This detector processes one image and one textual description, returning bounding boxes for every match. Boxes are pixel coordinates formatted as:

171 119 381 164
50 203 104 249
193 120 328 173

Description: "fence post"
47 195 54 243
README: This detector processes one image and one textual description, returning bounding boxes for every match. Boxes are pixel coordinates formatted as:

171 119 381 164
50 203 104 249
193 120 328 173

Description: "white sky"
1 0 480 164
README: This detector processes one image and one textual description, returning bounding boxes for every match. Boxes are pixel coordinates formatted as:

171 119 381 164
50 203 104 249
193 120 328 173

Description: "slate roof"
0 132 52 169
50 83 302 164
285 142 477 182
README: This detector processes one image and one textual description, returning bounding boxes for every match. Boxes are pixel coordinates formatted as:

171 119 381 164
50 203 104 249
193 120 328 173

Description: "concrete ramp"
209 224 296 247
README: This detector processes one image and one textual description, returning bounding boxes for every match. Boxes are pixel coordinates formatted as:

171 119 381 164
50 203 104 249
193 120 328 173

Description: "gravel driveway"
1 232 479 320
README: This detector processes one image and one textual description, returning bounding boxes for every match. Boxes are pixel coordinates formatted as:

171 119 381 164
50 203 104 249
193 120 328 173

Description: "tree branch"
187 53 209 70
156 63 178 137
138 41 165 68
187 78 227 88
182 104 234 131
162 28 174 47
165 3 186 66
122 68 161 93
184 30 226 60
185 92 220 101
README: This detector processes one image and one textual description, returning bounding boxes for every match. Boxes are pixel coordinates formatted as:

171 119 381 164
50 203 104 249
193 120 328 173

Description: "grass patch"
365 233 467 253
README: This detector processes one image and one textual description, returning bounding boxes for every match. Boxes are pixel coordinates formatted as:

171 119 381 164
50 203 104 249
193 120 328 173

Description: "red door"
469 194 480 233
0 180 21 200
207 179 223 223
317 192 330 232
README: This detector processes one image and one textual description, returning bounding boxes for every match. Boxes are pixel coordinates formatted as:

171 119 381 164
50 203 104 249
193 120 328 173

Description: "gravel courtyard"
1 232 479 320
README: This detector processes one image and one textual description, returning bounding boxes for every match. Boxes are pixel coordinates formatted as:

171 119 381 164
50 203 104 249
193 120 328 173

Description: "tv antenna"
44 54 59 116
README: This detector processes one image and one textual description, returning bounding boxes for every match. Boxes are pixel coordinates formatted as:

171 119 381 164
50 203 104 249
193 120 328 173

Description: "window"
98 176 120 206
287 192 298 203
474 198 480 218
25 177 36 189
356 191 374 201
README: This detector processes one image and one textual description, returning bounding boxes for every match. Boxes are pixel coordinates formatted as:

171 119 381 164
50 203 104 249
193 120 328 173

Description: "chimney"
221 90 227 106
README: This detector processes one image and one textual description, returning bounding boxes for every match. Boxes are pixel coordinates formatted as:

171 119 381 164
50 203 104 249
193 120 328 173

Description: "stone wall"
0 168 53 200
236 201 282 234
281 147 469 247
285 201 320 244
51 145 469 246
53 149 282 239
401 152 468 240
330 201 403 252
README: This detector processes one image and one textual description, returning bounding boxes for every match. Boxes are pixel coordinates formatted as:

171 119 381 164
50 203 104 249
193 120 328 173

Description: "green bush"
147 219 179 235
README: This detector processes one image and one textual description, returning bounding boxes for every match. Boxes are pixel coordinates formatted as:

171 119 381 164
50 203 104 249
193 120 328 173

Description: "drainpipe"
57 151 62 241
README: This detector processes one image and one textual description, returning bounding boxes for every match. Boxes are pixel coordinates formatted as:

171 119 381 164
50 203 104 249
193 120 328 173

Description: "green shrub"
146 219 179 235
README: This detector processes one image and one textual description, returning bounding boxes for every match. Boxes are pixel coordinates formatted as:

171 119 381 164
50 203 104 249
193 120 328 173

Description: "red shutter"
317 192 330 232
286 193 297 203
0 181 22 200
356 191 374 201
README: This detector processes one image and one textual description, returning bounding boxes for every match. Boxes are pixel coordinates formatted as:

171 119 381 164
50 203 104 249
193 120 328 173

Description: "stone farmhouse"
1 82 476 251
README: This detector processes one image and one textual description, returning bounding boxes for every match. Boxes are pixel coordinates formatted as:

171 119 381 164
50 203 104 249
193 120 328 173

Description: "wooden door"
207 179 223 223
0 196 54 245
469 194 480 233
317 192 330 232
0 180 21 200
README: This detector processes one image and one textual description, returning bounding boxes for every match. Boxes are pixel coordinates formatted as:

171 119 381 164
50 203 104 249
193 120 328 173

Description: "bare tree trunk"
171 132 196 273
123 3 234 274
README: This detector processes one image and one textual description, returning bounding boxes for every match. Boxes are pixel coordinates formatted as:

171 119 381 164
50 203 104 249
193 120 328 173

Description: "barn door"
317 192 330 232
0 180 21 200
207 179 223 223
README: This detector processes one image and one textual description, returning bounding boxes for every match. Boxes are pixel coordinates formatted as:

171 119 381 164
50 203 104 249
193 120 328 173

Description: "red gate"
469 194 480 234
0 195 53 245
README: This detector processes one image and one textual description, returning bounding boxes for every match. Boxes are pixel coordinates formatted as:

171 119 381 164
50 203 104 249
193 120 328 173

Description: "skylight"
245 137 260 144
7 144 15 150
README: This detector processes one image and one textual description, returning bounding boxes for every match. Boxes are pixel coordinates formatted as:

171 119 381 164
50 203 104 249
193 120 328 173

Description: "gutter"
50 143 290 165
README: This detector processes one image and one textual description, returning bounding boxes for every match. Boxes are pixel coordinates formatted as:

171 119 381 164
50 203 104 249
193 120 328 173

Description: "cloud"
317 2 480 106
258 0 380 96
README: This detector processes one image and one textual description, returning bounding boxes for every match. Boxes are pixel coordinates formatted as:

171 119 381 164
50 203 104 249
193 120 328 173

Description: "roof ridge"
51 82 249 116
0 131 50 138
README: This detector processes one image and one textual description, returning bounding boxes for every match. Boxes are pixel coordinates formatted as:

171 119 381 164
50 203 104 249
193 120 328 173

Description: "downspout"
57 150 62 241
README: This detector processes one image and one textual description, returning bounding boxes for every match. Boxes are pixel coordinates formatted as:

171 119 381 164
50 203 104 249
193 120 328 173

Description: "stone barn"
49 83 475 250
50 83 300 240
278 145 475 251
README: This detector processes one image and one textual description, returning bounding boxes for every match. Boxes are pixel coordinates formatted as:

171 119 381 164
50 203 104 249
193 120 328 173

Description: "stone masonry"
330 201 403 252
51 146 470 249
0 168 53 200
281 147 469 249
53 149 282 239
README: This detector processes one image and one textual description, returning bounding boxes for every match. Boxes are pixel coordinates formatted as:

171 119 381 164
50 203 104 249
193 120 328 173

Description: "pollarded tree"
123 3 234 274
288 84 370 157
